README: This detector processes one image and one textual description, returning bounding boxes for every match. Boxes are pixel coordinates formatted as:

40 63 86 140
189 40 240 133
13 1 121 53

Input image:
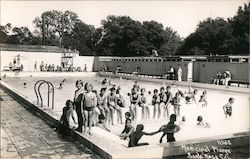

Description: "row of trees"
0 3 249 56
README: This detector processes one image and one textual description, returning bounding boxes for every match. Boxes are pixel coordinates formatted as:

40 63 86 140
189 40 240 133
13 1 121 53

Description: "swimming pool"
2 72 249 145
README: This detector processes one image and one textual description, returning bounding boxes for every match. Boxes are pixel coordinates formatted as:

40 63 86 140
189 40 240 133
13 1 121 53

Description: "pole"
42 14 46 45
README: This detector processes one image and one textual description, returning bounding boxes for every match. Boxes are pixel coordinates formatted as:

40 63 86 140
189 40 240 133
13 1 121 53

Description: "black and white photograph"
0 0 249 158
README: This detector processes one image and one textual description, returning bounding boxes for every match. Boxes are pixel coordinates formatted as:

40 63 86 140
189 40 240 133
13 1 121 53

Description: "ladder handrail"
46 81 55 109
37 81 48 107
36 80 55 109
34 80 46 105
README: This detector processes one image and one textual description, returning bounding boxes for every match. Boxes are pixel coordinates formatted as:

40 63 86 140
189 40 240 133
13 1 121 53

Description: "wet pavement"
0 89 101 159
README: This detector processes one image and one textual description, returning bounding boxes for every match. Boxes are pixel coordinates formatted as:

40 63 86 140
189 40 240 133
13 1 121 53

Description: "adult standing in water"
74 80 85 133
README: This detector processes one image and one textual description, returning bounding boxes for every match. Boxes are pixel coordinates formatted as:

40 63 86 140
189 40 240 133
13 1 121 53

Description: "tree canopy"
179 3 249 55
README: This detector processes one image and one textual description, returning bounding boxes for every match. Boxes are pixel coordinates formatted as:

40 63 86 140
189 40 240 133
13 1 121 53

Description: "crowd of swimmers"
55 78 234 148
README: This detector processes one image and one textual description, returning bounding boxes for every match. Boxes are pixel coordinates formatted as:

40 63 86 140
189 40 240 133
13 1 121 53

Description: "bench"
3 66 10 71
228 80 249 88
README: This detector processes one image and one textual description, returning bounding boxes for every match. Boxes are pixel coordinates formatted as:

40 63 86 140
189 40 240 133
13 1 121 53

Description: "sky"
0 0 248 38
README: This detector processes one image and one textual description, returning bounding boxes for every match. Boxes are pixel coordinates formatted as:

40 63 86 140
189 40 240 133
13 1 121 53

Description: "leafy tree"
0 23 12 43
229 3 249 54
179 3 249 55
33 10 80 46
96 16 181 56
180 18 233 55
63 21 96 55
160 27 182 56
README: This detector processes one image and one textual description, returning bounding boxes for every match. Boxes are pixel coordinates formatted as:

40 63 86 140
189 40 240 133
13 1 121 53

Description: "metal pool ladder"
34 80 54 109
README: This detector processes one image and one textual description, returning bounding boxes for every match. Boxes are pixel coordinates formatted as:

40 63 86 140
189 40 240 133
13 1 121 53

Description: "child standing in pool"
83 83 97 134
159 87 167 119
164 86 173 119
152 89 160 119
159 114 181 143
130 87 140 121
139 88 150 120
223 97 234 118
172 92 181 117
107 87 123 124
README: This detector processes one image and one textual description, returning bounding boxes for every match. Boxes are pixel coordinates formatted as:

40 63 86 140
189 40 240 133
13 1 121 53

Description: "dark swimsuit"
139 94 146 107
131 93 139 104
152 94 159 105
166 122 176 142
159 93 165 103
165 91 172 104
225 106 232 116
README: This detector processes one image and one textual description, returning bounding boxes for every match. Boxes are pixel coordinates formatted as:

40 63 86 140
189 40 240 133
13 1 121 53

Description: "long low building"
93 55 249 84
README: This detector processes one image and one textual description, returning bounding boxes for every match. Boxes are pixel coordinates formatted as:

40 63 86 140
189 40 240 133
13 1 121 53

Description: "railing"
34 80 54 109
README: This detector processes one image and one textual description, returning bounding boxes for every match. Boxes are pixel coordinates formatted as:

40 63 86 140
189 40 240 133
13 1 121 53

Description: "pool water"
3 73 249 145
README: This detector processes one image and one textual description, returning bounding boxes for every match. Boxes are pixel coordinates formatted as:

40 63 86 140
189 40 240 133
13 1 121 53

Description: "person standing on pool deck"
223 97 234 118
83 83 97 134
177 65 182 82
159 114 181 143
74 80 85 133
34 61 37 71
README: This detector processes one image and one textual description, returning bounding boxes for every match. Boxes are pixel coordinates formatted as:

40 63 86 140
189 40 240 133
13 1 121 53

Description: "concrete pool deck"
1 74 249 159
0 89 101 159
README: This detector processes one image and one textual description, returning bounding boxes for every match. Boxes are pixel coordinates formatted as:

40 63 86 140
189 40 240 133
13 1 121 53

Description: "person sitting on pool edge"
57 100 77 136
159 114 181 143
96 114 110 132
120 118 134 140
128 124 159 147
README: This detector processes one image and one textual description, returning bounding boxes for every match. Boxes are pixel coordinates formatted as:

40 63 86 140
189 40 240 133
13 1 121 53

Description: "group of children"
57 78 235 147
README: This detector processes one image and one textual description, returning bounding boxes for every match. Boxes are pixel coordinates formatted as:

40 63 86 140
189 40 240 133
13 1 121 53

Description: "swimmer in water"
128 124 159 147
57 83 63 89
223 97 234 118
23 82 27 88
159 114 181 143
199 91 208 107
197 116 210 128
